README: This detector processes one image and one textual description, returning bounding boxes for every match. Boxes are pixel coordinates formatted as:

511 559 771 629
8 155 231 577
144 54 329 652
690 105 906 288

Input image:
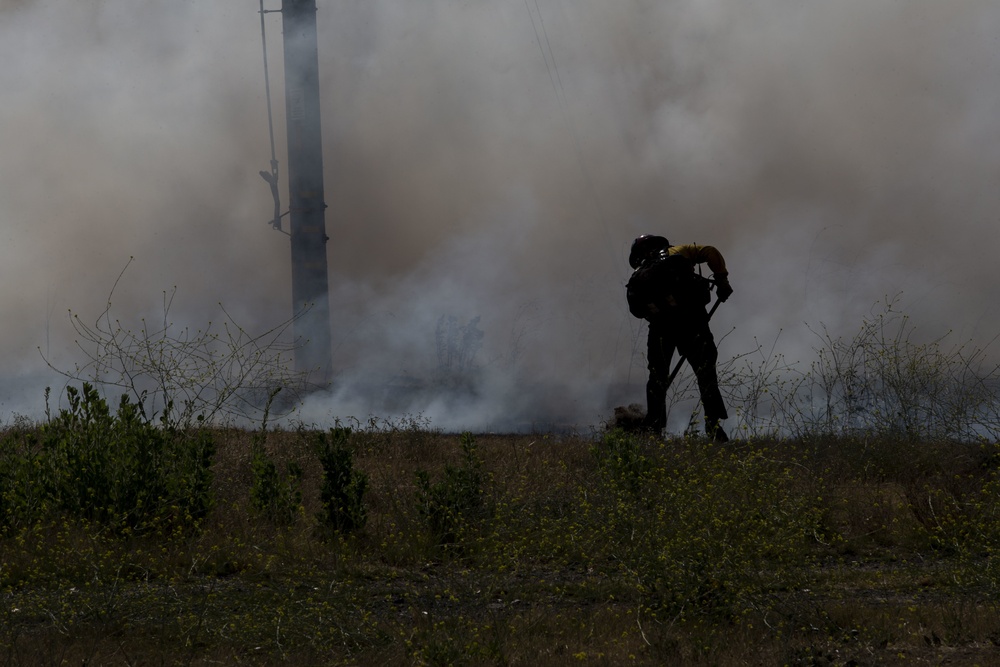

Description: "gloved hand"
714 274 733 302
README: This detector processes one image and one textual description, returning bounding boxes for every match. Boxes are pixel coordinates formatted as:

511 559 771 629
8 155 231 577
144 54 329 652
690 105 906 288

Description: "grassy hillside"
2 391 1000 666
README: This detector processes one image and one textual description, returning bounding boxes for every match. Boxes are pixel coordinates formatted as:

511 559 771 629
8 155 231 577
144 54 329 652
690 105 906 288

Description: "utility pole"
280 0 332 383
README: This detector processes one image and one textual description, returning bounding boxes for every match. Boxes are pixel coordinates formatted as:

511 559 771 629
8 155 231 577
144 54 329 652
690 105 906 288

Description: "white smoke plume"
2 1 999 430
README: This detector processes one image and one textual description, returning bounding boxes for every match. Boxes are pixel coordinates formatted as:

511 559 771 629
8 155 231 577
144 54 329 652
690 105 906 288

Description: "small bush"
415 432 485 548
249 447 303 525
316 426 369 534
0 383 215 533
248 389 302 524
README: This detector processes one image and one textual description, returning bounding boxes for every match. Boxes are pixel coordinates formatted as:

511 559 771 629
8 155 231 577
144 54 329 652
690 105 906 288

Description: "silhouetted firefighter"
626 234 733 441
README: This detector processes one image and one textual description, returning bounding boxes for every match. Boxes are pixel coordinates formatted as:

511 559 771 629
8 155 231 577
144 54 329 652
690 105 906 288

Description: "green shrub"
316 426 369 533
0 383 215 532
249 441 303 526
248 390 303 525
415 432 485 548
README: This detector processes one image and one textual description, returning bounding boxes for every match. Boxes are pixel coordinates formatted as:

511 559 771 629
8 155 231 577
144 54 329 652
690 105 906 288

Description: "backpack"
626 251 712 320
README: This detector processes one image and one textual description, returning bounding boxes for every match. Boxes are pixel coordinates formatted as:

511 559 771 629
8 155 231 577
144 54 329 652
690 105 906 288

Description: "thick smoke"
2 1 999 430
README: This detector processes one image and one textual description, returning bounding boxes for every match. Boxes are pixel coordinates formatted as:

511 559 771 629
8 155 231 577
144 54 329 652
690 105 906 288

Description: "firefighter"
626 234 733 441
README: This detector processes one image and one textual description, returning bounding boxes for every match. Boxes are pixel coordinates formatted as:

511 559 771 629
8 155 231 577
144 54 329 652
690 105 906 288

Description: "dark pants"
645 311 728 433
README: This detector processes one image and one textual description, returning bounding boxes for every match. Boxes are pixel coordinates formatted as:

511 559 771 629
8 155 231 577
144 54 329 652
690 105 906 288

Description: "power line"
258 0 286 233
522 0 620 279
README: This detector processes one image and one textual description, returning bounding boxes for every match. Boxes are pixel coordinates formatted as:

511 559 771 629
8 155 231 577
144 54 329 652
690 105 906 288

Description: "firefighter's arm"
673 244 733 301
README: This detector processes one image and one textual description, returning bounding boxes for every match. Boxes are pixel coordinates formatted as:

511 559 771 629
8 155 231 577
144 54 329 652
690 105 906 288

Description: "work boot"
706 420 729 443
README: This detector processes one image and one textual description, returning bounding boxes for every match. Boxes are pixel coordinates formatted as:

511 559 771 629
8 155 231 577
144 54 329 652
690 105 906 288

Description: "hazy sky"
2 1 999 429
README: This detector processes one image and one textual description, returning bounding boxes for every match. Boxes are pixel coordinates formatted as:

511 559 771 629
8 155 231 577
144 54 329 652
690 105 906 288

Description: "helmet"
629 234 669 269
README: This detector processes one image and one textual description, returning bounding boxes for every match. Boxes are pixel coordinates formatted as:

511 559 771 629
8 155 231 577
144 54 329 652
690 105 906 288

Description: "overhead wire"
259 0 279 174
523 0 621 277
258 0 288 234
524 0 560 101
523 0 640 385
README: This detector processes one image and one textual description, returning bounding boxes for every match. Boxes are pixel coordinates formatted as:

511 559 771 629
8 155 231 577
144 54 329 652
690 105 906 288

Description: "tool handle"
664 297 723 387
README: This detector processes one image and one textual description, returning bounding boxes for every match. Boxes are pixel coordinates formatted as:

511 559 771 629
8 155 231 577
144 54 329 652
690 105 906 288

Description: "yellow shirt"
667 244 728 277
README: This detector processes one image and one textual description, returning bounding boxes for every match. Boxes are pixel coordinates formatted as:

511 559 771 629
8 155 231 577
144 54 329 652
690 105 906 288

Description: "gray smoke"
2 1 999 430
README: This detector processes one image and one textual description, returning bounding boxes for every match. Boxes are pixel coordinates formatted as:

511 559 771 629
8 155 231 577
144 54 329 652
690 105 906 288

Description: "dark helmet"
629 234 670 269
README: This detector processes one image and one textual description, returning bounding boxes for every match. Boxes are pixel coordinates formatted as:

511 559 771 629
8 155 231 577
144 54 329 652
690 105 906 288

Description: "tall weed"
726 297 1000 441
45 261 309 426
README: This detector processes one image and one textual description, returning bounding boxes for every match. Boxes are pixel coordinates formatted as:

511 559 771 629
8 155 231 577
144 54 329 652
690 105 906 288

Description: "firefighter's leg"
644 325 674 431
681 325 729 442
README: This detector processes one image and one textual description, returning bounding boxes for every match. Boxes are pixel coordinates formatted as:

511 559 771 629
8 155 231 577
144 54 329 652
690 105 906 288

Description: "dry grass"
3 423 1000 666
